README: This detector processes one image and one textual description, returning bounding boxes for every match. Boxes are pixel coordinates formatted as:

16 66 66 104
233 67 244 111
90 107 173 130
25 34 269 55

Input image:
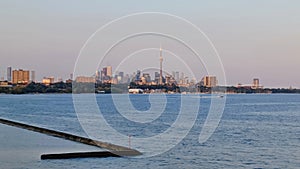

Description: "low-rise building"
75 76 95 83
42 77 55 85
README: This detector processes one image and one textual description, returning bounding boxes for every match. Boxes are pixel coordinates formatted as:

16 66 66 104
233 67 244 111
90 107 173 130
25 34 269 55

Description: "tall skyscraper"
7 67 12 82
31 70 35 82
12 69 30 84
159 47 163 85
154 72 160 83
118 71 124 83
107 66 112 78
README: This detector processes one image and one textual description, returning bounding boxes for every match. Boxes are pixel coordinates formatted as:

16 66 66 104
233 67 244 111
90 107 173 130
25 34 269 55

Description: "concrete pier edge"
0 118 142 157
41 151 122 159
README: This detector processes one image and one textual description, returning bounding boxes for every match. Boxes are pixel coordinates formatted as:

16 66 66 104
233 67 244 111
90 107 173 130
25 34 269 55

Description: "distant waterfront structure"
165 74 171 84
251 78 263 89
95 70 101 81
128 88 144 94
142 73 151 83
42 77 54 85
118 71 124 78
12 69 30 84
180 72 184 82
172 71 175 80
7 67 12 82
202 76 217 87
159 47 163 85
118 71 124 83
106 66 112 78
100 66 113 82
102 67 107 79
31 70 35 82
75 76 95 83
252 78 260 89
123 74 130 83
154 72 160 83
134 70 141 82
236 78 263 89
111 77 118 84
0 80 12 87
175 71 180 82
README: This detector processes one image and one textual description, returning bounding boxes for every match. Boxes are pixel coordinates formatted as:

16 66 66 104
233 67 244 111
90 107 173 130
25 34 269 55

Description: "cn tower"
159 46 163 85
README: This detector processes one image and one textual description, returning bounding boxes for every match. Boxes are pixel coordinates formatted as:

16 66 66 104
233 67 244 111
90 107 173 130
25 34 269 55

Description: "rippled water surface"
0 94 299 169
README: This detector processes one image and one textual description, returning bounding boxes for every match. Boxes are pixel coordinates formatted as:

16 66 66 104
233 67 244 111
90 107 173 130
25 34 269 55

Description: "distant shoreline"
1 82 299 95
1 92 300 95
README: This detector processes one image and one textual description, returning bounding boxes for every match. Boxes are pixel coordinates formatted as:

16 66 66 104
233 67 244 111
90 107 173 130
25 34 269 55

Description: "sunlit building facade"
12 69 30 84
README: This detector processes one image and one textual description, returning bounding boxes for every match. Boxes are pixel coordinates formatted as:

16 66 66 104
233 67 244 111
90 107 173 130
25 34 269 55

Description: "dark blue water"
0 94 299 168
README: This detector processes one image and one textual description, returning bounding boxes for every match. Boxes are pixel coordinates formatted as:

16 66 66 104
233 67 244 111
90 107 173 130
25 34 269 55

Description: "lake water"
0 94 299 169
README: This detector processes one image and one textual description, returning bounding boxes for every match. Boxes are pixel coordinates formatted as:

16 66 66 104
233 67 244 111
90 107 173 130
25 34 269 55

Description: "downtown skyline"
0 64 287 90
0 1 299 88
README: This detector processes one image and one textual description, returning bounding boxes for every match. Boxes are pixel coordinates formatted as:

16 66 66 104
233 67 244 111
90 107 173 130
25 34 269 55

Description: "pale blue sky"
0 0 299 88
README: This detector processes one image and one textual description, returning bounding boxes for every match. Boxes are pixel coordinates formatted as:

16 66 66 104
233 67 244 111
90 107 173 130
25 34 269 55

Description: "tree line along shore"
0 82 299 94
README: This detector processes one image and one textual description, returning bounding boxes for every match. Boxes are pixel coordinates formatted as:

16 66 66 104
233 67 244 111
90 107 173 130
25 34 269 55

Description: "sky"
0 0 299 88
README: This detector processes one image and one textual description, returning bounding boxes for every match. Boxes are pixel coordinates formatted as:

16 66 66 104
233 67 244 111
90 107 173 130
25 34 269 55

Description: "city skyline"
0 1 299 88
0 45 295 88
0 43 296 88
0 46 296 88
0 65 277 90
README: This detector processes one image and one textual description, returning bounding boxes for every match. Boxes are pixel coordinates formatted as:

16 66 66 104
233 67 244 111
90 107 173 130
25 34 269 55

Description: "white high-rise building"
7 67 12 82
31 70 35 82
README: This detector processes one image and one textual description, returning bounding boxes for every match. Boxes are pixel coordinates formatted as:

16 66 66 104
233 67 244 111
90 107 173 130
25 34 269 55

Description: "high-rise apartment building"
202 76 217 87
106 66 112 78
12 69 30 84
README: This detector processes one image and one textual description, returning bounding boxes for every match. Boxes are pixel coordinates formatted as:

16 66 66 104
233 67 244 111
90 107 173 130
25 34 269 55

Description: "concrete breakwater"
0 118 142 157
